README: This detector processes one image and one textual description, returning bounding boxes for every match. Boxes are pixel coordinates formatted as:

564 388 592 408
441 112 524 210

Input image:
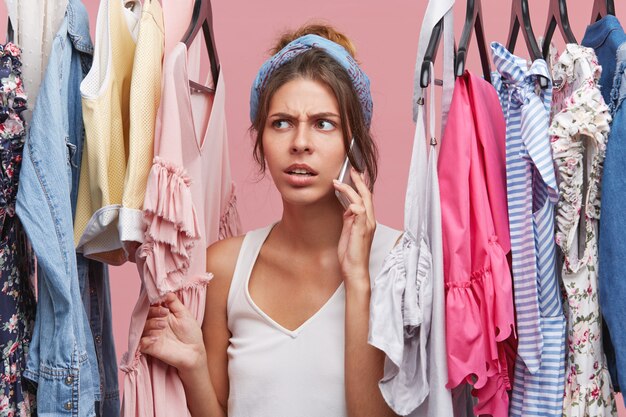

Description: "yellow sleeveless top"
75 0 163 265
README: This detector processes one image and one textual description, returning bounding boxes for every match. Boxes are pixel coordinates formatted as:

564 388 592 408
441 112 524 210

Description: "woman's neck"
274 197 345 252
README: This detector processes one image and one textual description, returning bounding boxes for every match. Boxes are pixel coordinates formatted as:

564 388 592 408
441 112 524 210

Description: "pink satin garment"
120 42 241 417
438 71 516 417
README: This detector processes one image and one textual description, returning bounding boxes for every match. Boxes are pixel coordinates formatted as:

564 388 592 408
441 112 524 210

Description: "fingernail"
332 179 340 185
160 307 168 315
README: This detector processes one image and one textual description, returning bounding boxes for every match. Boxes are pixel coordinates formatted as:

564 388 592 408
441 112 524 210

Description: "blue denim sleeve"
15 26 98 417
598 54 626 406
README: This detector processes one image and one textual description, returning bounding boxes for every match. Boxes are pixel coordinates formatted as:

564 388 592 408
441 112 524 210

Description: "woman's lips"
283 170 318 187
283 163 318 186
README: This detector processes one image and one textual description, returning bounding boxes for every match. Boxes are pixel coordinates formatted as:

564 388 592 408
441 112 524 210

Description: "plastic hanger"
419 17 445 88
6 18 13 44
455 0 491 83
4 0 13 45
181 0 219 93
506 0 548 88
542 0 577 59
591 0 615 23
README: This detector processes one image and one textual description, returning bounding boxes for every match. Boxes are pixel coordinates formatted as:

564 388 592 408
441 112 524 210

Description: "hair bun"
271 23 357 58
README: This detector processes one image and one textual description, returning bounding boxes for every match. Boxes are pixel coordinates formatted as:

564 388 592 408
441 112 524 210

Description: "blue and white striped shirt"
491 42 566 417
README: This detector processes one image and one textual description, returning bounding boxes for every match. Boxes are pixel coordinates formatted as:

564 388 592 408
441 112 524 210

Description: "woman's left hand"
333 167 376 289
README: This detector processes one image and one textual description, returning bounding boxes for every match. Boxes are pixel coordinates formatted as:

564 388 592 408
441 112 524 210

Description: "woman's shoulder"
205 224 275 281
206 234 245 278
205 233 247 308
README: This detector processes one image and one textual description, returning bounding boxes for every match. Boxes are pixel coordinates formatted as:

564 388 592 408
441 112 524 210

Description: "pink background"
2 0 625 413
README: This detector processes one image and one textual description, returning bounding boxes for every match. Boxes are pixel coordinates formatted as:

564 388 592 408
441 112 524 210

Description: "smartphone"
335 138 364 210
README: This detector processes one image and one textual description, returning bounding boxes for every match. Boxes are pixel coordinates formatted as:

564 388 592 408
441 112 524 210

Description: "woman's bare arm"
335 169 398 417
344 279 397 417
196 236 243 415
140 236 243 417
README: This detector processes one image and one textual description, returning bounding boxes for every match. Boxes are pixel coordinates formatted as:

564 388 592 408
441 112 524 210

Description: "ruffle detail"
551 44 602 88
445 238 515 415
218 182 241 240
138 157 202 304
563 367 617 416
120 278 210 417
550 43 618 417
550 54 611 274
368 232 432 415
471 355 511 417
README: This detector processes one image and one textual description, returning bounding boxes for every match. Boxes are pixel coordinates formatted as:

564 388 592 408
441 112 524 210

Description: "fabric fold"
439 71 516 417
369 56 453 415
218 183 241 240
139 156 201 303
550 43 617 417
121 42 240 417
491 41 567 417
120 277 210 417
369 233 432 415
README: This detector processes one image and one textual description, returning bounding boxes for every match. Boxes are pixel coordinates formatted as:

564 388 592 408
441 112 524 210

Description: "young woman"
139 24 402 417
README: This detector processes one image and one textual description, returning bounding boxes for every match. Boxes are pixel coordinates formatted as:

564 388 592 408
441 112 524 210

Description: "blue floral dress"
0 42 36 417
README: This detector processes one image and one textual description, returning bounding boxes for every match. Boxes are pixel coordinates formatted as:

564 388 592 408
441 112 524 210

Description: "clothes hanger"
591 0 615 23
542 0 577 59
123 0 139 11
6 17 14 44
455 0 491 83
506 0 549 88
4 0 14 44
419 17 445 88
181 0 219 94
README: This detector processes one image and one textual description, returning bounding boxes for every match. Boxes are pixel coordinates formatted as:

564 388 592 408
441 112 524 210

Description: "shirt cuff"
118 207 145 244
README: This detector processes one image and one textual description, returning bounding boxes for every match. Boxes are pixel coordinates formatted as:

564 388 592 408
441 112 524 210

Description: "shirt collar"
67 0 94 55
582 15 625 50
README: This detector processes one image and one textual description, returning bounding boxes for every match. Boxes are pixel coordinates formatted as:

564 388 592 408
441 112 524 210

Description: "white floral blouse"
550 44 617 417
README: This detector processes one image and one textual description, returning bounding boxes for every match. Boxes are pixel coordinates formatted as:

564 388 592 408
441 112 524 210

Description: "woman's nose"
290 126 312 154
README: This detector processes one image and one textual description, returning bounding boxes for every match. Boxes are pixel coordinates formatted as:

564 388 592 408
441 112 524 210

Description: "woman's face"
262 77 346 207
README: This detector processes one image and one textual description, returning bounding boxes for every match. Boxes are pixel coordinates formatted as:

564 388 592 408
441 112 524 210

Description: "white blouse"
5 0 68 121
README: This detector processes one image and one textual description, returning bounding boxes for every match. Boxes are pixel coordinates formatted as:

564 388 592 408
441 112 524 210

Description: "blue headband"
249 34 373 127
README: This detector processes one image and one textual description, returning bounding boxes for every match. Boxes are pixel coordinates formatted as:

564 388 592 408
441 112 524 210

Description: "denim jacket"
583 15 626 104
15 1 118 415
582 15 626 397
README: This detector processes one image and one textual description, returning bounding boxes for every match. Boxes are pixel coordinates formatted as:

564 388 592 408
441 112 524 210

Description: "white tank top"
226 223 401 417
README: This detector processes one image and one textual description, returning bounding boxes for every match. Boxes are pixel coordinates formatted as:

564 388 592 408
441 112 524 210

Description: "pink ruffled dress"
438 71 516 417
119 42 241 417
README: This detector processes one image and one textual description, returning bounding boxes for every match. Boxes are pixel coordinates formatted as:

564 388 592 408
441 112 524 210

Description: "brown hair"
250 24 378 189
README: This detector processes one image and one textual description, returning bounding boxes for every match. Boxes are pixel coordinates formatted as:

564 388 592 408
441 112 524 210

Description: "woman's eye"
316 120 335 131
271 120 291 129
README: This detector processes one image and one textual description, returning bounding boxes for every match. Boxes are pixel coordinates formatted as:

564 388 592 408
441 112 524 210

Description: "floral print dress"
0 42 36 417
550 44 617 417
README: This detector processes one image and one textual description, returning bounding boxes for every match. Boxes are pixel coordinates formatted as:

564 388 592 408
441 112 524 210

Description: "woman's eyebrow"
308 112 341 119
268 112 341 119
268 112 297 119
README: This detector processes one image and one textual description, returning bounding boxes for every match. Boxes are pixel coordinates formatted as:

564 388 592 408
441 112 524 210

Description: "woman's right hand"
140 292 207 373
